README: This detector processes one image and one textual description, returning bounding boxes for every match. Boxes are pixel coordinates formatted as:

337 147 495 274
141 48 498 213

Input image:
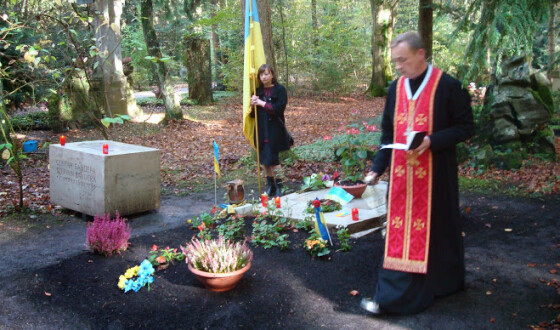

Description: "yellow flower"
124 266 139 278
118 275 127 289
187 219 192 224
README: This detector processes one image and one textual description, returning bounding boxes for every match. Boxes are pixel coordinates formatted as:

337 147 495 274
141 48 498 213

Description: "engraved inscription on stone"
52 159 98 200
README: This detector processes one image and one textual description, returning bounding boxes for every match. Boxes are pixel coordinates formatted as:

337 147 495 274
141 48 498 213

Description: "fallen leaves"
1 95 382 214
1 94 559 216
460 159 560 195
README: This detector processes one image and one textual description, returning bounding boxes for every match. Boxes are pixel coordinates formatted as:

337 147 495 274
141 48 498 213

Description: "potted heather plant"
181 236 253 292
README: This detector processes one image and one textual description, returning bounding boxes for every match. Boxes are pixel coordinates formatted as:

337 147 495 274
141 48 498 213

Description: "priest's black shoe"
360 298 383 316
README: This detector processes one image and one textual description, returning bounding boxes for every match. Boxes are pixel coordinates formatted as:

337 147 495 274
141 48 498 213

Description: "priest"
362 31 474 315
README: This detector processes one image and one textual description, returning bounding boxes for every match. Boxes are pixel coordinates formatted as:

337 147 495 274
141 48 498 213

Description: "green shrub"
10 112 50 131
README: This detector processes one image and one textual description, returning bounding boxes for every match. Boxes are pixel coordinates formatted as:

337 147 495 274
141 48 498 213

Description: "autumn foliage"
0 95 558 216
86 211 131 256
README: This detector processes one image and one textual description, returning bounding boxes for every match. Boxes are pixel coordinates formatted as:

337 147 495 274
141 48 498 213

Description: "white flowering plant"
181 236 253 273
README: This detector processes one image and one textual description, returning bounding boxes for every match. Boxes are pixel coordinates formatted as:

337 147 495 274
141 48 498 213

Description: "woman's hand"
250 95 262 106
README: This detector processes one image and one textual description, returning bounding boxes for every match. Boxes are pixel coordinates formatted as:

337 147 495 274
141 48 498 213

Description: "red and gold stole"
383 67 442 274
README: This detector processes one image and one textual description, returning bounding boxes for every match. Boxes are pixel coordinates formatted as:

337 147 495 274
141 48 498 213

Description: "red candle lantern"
60 135 66 146
102 143 109 154
351 208 359 221
261 194 268 207
274 196 281 208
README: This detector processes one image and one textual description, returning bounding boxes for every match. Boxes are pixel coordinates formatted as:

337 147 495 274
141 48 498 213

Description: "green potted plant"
181 236 253 292
298 172 333 193
333 120 378 198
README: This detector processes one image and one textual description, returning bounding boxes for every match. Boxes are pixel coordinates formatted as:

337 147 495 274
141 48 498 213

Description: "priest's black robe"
370 68 474 315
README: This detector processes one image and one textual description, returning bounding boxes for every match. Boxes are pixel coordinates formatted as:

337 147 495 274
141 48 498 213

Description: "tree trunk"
140 0 182 123
418 0 433 61
368 0 394 97
548 1 556 76
183 34 213 105
258 0 277 73
277 0 289 87
92 0 134 117
311 0 318 48
210 0 222 89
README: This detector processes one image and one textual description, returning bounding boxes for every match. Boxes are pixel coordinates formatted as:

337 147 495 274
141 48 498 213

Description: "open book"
381 131 427 150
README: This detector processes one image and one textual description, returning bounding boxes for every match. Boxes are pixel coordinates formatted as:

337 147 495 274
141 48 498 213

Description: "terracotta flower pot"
188 262 251 292
334 181 367 199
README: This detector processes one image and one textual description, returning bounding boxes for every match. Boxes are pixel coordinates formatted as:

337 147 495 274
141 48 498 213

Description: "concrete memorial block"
50 140 160 216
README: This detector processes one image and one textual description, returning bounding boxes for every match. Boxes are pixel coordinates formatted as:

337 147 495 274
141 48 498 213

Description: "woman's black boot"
266 176 276 196
275 179 283 197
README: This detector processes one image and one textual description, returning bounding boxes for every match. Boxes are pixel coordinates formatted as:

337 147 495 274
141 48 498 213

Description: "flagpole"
249 1 262 196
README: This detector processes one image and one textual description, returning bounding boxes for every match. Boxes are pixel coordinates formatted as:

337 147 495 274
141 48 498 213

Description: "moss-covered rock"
490 143 525 170
472 144 494 168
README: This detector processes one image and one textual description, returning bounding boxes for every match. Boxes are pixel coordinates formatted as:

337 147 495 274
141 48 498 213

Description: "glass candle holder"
274 196 281 208
60 135 66 146
351 208 359 221
261 194 268 207
102 143 109 154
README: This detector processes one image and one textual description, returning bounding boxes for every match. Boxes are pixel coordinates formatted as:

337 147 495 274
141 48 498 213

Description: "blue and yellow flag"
313 198 332 245
243 0 266 149
213 140 221 178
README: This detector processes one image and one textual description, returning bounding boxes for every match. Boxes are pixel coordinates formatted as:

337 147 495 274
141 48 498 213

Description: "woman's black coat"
253 83 290 152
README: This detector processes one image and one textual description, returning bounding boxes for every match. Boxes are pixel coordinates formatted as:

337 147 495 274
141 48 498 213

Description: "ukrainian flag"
313 198 332 244
213 140 221 178
243 0 266 149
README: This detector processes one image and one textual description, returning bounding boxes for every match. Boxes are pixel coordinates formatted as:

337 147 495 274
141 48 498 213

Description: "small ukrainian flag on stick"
213 140 221 178
213 140 221 207
313 198 333 245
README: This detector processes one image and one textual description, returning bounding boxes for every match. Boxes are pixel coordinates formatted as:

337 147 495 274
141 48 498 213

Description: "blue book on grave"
326 186 354 205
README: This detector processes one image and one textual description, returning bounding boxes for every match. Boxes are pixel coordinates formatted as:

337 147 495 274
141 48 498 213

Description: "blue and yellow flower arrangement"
117 259 155 293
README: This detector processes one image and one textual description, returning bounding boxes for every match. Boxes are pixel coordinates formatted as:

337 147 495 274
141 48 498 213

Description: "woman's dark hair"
257 64 277 84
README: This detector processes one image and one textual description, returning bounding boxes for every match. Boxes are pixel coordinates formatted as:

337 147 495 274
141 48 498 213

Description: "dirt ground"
0 190 559 329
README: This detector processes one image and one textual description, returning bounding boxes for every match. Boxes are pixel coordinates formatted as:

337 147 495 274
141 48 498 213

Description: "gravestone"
236 182 388 236
50 140 160 216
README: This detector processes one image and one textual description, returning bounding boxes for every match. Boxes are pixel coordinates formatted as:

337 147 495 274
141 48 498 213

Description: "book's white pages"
381 131 427 150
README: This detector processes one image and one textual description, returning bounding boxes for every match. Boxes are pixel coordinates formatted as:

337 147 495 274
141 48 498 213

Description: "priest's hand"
414 136 431 155
364 171 379 185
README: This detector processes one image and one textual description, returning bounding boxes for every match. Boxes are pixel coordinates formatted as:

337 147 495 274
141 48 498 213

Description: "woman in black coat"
250 64 290 197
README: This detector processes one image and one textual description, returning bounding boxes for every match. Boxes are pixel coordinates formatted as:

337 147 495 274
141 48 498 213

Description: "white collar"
405 64 433 101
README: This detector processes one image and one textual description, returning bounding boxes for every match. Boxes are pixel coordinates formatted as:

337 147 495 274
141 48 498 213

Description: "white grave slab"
50 140 161 216
243 182 388 235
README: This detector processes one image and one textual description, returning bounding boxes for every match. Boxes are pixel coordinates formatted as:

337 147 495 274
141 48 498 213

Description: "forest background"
0 0 559 215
